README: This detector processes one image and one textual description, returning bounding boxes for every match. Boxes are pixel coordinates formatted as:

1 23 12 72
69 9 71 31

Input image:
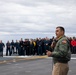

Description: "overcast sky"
0 0 76 37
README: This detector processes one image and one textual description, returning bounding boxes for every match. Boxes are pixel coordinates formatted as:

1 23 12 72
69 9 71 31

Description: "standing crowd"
0 37 76 57
5 37 53 56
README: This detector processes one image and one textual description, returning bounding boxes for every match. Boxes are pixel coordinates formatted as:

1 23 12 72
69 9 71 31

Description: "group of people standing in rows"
6 37 53 56
0 36 76 57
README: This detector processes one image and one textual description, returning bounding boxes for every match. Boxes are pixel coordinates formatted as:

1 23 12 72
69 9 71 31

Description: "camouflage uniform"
51 36 71 75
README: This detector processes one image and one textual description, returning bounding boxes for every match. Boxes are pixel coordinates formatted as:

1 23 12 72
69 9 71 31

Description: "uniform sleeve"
51 39 69 58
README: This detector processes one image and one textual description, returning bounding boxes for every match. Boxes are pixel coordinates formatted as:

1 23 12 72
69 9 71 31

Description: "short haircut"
56 26 65 33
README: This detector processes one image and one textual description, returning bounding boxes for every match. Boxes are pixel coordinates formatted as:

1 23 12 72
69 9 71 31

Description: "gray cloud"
0 0 76 37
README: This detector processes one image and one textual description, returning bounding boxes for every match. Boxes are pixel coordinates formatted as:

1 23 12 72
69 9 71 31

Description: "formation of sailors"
5 37 53 56
0 37 76 57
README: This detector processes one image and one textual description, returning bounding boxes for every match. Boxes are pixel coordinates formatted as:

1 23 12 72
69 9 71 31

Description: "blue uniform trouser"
0 50 3 57
6 48 11 56
72 46 76 54
38 46 42 55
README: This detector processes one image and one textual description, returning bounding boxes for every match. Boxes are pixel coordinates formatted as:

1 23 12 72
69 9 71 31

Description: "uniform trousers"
52 62 69 75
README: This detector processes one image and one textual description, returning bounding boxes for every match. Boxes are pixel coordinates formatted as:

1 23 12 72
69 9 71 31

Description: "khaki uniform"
51 36 71 75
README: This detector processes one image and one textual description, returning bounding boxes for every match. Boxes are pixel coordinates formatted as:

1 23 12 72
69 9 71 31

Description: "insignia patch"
62 40 67 44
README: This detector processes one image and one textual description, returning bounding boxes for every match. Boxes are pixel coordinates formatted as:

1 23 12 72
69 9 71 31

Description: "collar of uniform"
57 35 65 41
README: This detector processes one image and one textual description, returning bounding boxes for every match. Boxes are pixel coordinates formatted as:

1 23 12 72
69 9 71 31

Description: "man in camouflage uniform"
47 26 71 75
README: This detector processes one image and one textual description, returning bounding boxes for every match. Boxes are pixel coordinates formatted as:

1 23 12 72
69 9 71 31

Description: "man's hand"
46 50 52 57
